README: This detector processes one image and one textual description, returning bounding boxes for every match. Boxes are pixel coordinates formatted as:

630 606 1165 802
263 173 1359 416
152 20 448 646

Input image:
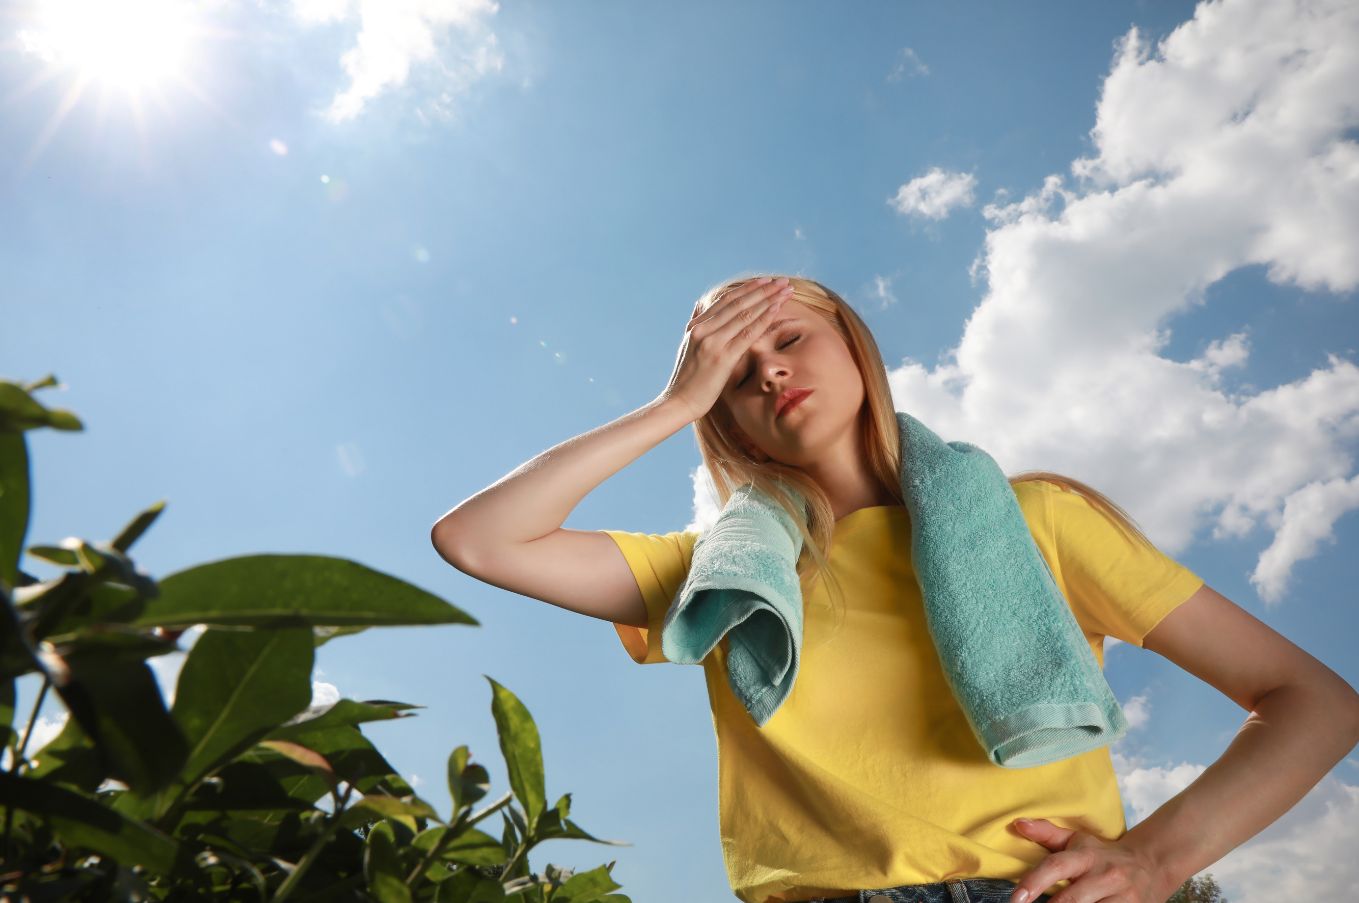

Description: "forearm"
1119 683 1359 898
432 395 694 553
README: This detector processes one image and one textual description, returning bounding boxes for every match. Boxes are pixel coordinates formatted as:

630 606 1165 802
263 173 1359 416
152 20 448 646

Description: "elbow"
431 518 479 573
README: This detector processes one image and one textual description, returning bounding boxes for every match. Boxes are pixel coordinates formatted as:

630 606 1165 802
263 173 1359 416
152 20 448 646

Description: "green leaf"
24 580 146 641
532 799 631 848
128 554 479 629
174 756 317 816
436 826 507 867
42 623 181 660
109 500 166 555
364 819 413 903
172 627 315 783
263 722 414 799
48 652 188 795
256 739 337 790
0 377 84 434
447 744 490 816
268 697 422 738
485 676 545 836
0 586 37 681
1 675 13 756
0 770 179 872
434 866 506 902
551 863 625 903
24 712 105 792
0 430 31 593
337 792 441 832
114 625 314 823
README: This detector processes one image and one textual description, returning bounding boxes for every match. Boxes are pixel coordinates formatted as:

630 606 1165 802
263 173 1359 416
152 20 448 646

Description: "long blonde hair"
690 271 1164 640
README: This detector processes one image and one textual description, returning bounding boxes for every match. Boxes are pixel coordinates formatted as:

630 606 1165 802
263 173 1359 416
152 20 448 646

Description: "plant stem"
10 675 50 778
271 781 355 903
1 674 51 861
401 791 515 889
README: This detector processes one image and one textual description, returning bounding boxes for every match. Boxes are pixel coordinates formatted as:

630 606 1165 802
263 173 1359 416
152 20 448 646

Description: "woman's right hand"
659 276 796 423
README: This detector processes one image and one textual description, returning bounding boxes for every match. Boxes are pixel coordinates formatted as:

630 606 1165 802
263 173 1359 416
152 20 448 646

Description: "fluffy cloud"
889 166 978 221
1120 692 1151 730
1114 747 1359 900
289 0 505 123
886 0 1359 606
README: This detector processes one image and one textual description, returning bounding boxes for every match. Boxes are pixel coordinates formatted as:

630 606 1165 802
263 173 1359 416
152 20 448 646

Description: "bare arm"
430 276 793 626
430 395 692 560
429 397 695 626
1120 583 1359 898
1008 582 1359 903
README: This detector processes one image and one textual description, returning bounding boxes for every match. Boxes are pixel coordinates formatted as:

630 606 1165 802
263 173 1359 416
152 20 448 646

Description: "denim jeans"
805 876 1054 903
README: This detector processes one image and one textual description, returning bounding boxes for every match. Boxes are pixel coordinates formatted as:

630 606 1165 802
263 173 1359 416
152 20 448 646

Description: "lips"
776 388 813 418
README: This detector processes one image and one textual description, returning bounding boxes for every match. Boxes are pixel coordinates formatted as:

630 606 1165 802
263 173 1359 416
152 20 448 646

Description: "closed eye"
736 335 800 388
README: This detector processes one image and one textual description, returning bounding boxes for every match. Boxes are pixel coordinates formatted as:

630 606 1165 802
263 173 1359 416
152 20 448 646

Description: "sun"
17 0 199 93
11 0 224 169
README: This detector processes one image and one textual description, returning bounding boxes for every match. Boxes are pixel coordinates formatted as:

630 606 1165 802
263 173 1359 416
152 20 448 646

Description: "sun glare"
18 0 196 93
10 0 230 171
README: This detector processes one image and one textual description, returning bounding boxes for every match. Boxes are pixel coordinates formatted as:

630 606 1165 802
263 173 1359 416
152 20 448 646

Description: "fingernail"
1011 890 1029 903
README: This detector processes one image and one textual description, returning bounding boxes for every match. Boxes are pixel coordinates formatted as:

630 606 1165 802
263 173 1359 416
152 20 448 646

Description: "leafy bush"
0 374 632 901
1167 874 1229 902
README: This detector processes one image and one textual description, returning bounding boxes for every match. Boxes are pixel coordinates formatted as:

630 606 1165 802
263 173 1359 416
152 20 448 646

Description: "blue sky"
3 0 1358 900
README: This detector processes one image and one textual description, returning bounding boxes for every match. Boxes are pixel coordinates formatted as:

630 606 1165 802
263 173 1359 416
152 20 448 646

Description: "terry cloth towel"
659 410 1130 768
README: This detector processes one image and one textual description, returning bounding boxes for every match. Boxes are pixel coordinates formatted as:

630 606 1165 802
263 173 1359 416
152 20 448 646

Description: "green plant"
1166 873 1229 902
0 374 632 901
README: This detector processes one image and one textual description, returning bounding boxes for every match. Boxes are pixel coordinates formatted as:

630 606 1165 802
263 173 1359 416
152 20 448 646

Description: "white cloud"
282 679 342 726
888 166 978 221
1114 748 1359 900
866 274 899 312
884 0 1359 606
1121 692 1151 730
886 47 929 81
288 0 505 123
1112 749 1208 823
685 463 721 535
1251 474 1359 601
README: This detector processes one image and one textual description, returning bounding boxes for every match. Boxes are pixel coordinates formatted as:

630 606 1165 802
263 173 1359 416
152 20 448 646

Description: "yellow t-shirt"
601 478 1204 903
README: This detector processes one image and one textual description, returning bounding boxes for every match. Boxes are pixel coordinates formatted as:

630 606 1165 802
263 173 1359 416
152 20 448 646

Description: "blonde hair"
689 271 1165 643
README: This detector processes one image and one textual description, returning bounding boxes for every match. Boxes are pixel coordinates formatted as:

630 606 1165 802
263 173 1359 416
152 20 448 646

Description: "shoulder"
1011 478 1114 542
1011 477 1064 535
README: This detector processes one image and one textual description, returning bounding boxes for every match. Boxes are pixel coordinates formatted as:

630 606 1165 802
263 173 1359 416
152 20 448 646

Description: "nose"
762 365 789 389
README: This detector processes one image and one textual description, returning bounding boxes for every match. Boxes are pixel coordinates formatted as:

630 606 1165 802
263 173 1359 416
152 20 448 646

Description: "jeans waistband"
807 876 1052 903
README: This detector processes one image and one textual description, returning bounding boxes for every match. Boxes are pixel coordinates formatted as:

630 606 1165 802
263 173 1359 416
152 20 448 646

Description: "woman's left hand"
1008 817 1171 903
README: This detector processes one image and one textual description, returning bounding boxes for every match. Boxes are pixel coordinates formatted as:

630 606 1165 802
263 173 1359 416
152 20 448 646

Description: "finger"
691 294 708 320
719 289 791 363
1009 851 1088 903
1013 818 1076 852
713 276 780 312
705 282 792 344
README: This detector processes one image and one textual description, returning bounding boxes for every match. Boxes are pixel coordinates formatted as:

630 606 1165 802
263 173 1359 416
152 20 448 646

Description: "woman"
431 274 1359 903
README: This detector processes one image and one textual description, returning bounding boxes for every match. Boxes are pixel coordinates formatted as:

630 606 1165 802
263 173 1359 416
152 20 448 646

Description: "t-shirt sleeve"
599 528 700 664
1040 481 1205 648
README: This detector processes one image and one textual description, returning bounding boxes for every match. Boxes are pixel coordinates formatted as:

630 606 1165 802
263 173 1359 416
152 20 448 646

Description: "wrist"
653 393 700 426
1117 827 1185 900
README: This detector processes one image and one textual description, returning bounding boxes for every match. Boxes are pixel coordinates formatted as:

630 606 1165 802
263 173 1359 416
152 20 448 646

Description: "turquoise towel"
659 410 1129 768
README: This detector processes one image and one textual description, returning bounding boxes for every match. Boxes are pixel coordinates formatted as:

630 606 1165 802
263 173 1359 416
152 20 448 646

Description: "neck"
799 428 896 521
